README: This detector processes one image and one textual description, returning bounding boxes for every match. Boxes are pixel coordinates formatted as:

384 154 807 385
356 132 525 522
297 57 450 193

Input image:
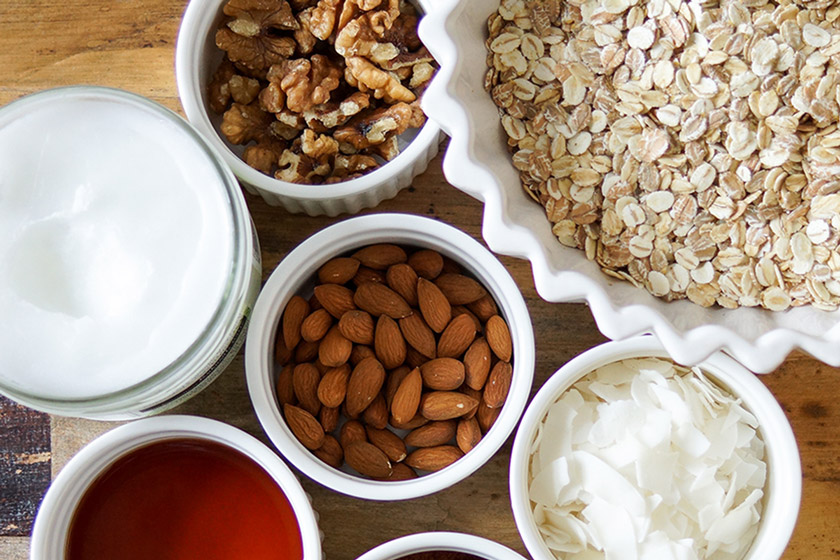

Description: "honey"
65 438 303 560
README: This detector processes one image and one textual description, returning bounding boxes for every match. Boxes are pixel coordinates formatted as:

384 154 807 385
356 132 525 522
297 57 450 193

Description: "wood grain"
1 1 839 559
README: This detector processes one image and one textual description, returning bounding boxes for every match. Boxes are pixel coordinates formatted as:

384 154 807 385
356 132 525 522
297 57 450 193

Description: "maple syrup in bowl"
31 416 321 560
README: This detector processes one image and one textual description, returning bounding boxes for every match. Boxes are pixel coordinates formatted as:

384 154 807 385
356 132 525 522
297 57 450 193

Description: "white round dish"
245 213 535 500
30 415 322 560
357 532 528 560
175 0 441 217
509 336 801 560
417 0 840 373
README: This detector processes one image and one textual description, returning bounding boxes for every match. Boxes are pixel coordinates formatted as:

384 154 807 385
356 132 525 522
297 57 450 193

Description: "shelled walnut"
209 0 437 184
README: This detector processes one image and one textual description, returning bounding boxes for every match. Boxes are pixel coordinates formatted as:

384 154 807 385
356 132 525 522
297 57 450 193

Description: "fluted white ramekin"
357 532 528 560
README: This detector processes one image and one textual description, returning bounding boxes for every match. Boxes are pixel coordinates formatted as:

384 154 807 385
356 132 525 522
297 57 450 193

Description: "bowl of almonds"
176 0 441 216
245 213 534 499
418 0 840 372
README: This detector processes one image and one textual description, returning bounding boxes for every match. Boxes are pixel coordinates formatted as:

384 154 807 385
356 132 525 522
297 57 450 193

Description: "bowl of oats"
176 0 441 216
419 0 840 372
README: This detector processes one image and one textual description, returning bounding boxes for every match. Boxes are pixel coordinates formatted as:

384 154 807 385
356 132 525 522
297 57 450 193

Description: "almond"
352 267 386 286
318 325 352 367
319 405 340 433
452 306 483 333
477 397 501 433
405 346 428 369
386 263 419 306
282 295 310 350
274 332 293 366
417 278 451 333
467 294 498 321
365 426 407 462
485 314 512 362
276 364 296 406
345 441 392 478
385 365 412 408
284 404 325 450
420 391 479 421
345 356 386 417
352 244 407 270
375 462 418 481
434 273 487 305
389 413 429 430
354 283 412 318
408 249 444 279
420 358 465 391
362 392 389 429
375 315 406 370
338 310 375 345
339 419 367 448
484 361 512 409
313 284 356 319
293 363 321 416
294 339 320 363
399 313 437 359
405 445 464 472
317 364 350 408
318 257 360 284
350 344 376 366
404 420 457 448
300 308 333 342
463 337 492 390
437 314 477 358
460 385 482 420
456 417 482 453
313 434 344 469
390 367 422 424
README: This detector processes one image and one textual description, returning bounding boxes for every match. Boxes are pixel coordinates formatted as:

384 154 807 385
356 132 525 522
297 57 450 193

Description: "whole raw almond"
362 392 389 429
352 267 386 286
276 364 296 406
437 314 477 358
420 391 479 421
460 385 482 420
385 365 412 408
390 367 422 425
339 419 367 449
484 361 512 409
317 364 350 408
345 441 393 478
452 306 483 333
293 363 321 416
456 417 482 453
463 337 492 390
294 339 320 363
345 356 386 417
467 294 498 321
389 413 429 430
318 257 360 284
313 434 344 469
350 344 376 366
386 263 419 306
477 397 501 433
434 273 487 305
408 249 444 279
420 358 465 391
375 314 406 370
399 313 437 359
313 284 356 318
300 308 333 342
375 462 418 481
284 404 325 450
274 332 293 366
404 420 457 448
485 315 512 362
365 426 407 463
405 445 464 472
354 283 412 318
417 278 452 333
319 405 339 433
338 310 375 345
352 244 407 270
319 326 352 367
282 295 310 350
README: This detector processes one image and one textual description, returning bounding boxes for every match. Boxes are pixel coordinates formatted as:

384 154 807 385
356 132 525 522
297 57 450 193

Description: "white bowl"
509 337 801 560
357 532 528 560
417 0 840 374
245 213 535 500
175 0 441 217
30 415 322 560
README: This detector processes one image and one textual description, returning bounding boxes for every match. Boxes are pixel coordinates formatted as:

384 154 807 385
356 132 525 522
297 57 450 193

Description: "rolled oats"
486 0 840 310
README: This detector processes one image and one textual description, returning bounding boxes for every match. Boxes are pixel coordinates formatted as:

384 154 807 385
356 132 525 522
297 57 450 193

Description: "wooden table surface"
0 1 837 558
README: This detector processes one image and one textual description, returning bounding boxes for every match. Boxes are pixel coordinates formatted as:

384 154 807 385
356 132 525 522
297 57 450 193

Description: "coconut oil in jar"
0 87 261 418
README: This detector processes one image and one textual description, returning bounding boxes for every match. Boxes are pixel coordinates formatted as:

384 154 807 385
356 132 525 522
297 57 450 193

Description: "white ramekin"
30 415 322 560
509 336 801 560
245 213 535 500
357 532 528 560
175 0 441 217
418 0 840 374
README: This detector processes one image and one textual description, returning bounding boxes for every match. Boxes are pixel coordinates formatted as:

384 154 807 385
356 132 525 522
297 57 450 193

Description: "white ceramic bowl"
30 415 322 560
357 532 528 560
175 0 441 217
245 213 535 500
417 0 840 374
509 337 801 560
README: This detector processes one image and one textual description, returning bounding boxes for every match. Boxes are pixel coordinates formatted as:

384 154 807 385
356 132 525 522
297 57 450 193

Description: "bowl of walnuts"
176 0 441 216
418 0 840 372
